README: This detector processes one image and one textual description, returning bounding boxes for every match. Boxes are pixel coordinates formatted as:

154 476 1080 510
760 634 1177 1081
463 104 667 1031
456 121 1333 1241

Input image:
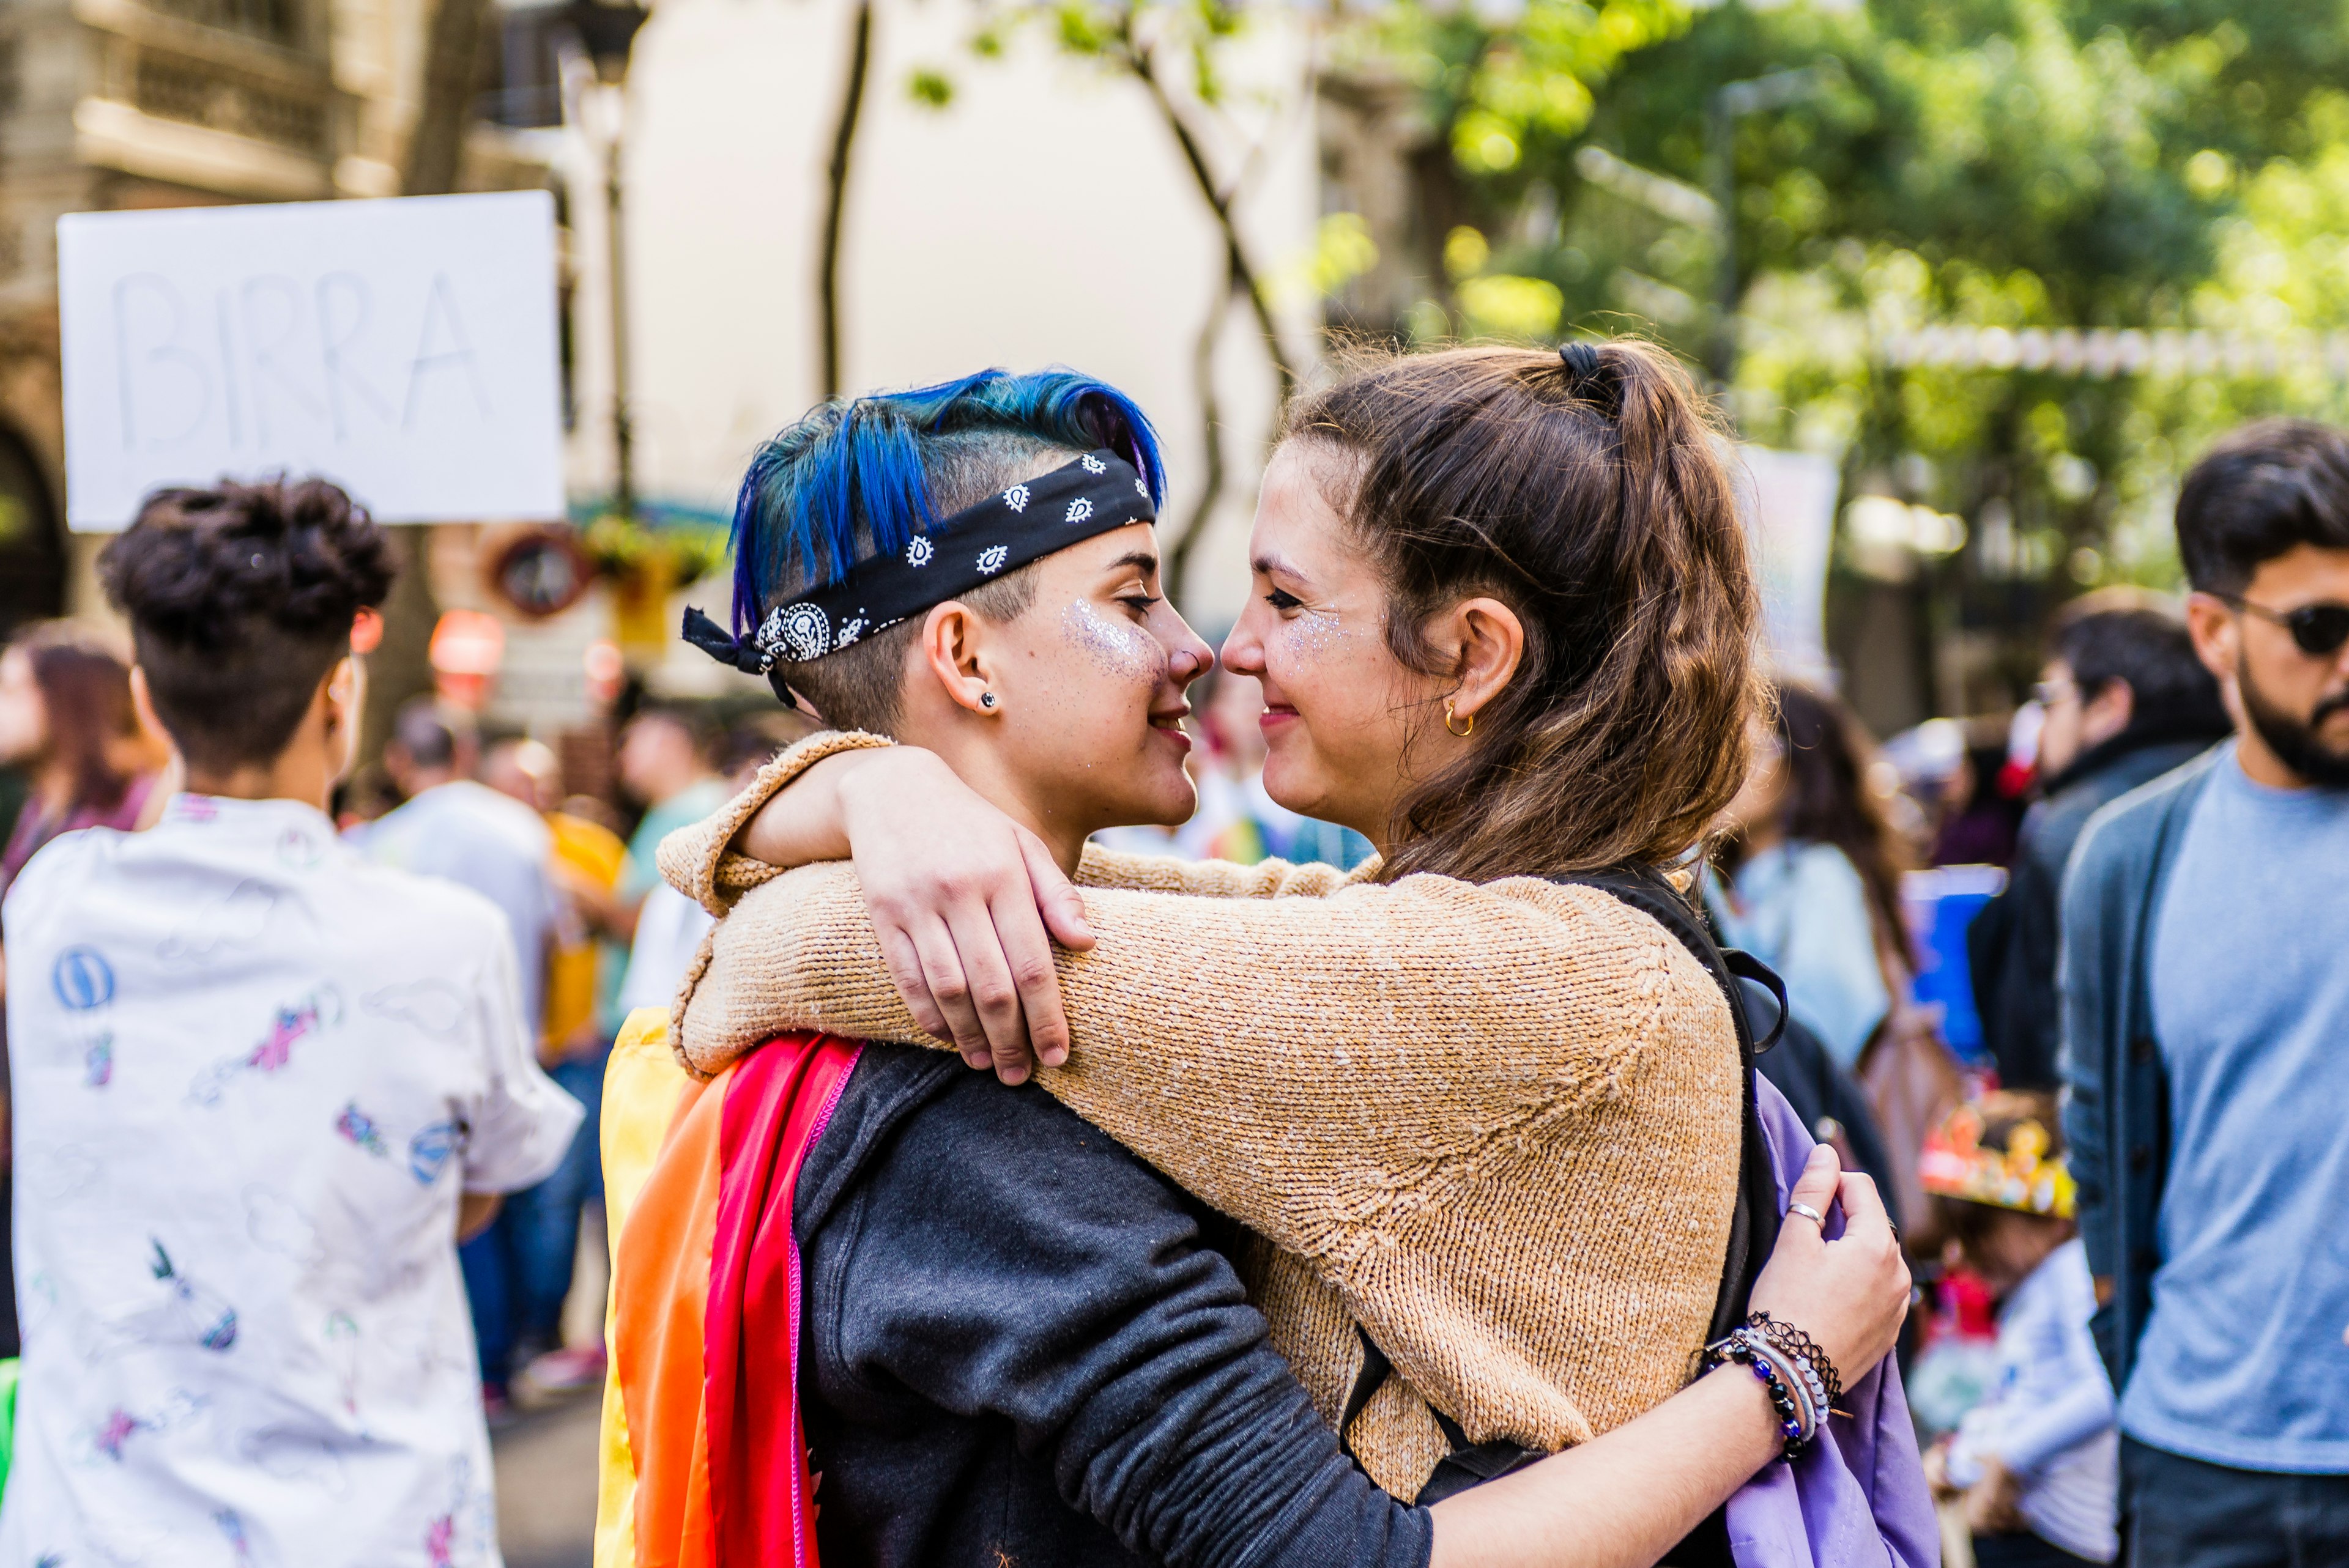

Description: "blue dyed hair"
730 368 1165 635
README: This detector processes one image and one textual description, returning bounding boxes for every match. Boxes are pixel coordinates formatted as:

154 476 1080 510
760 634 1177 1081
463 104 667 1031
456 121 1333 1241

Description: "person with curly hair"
0 479 582 1567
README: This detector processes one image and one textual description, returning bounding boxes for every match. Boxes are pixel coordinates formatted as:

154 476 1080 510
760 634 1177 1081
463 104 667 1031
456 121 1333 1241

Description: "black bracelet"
1744 1311 1844 1411
1699 1331 1814 1463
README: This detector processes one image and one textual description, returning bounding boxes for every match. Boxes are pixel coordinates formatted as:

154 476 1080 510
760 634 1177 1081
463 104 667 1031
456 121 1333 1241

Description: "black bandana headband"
683 448 1156 676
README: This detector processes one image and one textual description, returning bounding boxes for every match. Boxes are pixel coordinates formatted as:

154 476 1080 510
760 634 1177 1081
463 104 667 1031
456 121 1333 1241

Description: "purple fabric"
1723 1078 1942 1568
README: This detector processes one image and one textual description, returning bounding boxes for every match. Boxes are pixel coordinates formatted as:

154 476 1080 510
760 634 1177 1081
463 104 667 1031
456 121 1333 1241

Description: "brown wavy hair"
1283 340 1760 882
1745 681 1916 967
13 622 141 815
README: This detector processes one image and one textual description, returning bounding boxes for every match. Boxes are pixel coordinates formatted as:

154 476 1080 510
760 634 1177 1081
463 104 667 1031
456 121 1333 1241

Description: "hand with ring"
1745 1145 1912 1388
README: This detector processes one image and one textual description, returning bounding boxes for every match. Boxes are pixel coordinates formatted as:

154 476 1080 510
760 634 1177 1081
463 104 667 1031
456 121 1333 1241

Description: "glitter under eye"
1280 610 1349 661
1060 600 1163 684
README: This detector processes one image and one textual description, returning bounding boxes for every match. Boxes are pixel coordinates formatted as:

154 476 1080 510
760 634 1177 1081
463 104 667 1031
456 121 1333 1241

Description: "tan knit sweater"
658 732 1743 1498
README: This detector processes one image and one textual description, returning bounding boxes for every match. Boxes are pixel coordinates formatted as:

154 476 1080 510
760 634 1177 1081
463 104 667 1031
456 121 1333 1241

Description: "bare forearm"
561 869 637 940
457 1190 502 1243
607 890 644 944
656 730 894 913
1428 1367 1781 1568
733 750 867 868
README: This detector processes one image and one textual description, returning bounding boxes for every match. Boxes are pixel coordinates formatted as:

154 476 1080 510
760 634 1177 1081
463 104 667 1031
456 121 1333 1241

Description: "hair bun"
1557 342 1619 416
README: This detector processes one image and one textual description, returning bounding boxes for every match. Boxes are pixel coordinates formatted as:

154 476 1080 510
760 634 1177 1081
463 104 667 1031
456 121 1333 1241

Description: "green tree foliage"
1360 0 2349 707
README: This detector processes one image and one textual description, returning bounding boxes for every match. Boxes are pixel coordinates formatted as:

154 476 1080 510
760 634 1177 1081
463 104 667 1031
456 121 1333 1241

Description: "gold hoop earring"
1444 699 1474 738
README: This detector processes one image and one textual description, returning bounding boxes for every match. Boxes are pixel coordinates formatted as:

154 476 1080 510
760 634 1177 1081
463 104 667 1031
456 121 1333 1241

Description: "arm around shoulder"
654 729 895 915
681 867 1714 1263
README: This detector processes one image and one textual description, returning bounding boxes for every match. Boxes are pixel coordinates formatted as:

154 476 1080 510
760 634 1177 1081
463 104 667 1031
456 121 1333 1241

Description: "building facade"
0 0 549 631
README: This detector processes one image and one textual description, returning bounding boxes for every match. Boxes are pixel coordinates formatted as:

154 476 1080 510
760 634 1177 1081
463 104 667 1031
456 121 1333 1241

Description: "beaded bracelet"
1744 1329 1830 1437
1743 1311 1844 1411
1701 1328 1817 1462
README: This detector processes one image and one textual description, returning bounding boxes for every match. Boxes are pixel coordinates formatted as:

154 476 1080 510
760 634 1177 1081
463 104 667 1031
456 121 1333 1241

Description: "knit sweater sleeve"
675 859 1700 1268
655 728 897 916
652 724 1364 916
1074 843 1358 900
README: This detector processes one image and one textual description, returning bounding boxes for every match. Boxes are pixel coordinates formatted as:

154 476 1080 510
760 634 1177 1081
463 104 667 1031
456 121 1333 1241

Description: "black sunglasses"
2220 594 2349 657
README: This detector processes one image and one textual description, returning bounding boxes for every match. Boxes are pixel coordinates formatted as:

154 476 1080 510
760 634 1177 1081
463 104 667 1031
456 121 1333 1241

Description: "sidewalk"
494 1392 600 1568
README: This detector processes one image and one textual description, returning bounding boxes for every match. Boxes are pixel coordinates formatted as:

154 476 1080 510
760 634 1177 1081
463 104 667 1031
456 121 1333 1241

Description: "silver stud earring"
979 692 999 710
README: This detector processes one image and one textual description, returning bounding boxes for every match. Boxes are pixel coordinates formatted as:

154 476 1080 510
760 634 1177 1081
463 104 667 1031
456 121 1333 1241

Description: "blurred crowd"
1694 594 2234 1568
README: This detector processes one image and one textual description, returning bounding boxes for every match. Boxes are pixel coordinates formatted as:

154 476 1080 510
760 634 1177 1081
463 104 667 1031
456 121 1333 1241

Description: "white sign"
59 192 565 531
1733 445 1841 684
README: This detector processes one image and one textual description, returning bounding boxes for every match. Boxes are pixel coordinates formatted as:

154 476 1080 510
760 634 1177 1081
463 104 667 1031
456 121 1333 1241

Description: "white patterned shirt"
0 793 582 1567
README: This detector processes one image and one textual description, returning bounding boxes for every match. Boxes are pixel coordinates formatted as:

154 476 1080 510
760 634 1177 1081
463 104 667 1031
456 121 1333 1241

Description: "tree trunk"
406 0 494 198
818 0 876 399
367 0 495 766
1126 39 1297 402
1116 28 1304 610
1167 269 1236 608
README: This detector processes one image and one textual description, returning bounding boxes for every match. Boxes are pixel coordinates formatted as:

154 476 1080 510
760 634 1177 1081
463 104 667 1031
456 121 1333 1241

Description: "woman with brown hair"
1713 682 1967 1237
1711 682 1916 1070
0 621 166 893
635 342 1932 1562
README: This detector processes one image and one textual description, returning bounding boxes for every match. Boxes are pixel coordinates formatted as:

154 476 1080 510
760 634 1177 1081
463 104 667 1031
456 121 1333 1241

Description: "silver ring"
1787 1202 1825 1226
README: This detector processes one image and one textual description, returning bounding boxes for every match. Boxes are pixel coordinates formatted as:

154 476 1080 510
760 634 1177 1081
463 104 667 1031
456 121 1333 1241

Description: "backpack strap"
1554 864 1783 1341
1331 864 1783 1563
1558 866 1783 1568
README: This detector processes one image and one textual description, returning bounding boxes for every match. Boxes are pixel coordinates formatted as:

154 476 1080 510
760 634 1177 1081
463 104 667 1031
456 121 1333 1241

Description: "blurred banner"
1732 445 1839 684
1902 862 2007 1066
58 191 565 530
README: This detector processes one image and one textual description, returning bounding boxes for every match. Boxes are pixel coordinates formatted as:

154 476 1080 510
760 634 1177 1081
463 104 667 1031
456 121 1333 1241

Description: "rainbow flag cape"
595 1010 861 1568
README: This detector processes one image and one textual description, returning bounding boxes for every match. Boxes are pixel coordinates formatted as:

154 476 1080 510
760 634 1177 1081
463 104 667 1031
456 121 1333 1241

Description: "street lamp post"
563 0 651 521
1707 60 1841 386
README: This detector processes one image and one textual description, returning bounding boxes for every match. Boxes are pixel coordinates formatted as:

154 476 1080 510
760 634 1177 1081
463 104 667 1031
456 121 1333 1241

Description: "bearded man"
2065 418 2349 1567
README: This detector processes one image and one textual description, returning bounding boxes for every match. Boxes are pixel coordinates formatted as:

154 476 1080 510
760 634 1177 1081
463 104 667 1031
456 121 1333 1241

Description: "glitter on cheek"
1059 601 1165 686
1280 610 1350 663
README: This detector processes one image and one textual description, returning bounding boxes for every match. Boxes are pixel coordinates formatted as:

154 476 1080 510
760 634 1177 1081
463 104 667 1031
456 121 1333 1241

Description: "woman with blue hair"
606 352 1926 1568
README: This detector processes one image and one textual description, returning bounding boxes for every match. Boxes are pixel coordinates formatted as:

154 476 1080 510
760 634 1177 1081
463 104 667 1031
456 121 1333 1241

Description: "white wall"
603 0 1321 636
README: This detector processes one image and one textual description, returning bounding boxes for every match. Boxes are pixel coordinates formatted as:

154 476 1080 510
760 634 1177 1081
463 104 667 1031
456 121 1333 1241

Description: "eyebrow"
1102 550 1159 579
1252 551 1310 582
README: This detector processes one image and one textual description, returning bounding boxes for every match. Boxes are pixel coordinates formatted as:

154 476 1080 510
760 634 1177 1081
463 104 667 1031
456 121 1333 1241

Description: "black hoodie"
792 1040 1434 1568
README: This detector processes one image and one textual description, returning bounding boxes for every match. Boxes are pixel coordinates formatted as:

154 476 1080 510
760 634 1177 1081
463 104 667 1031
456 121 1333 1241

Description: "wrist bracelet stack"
1743 1310 1844 1414
1698 1311 1844 1464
